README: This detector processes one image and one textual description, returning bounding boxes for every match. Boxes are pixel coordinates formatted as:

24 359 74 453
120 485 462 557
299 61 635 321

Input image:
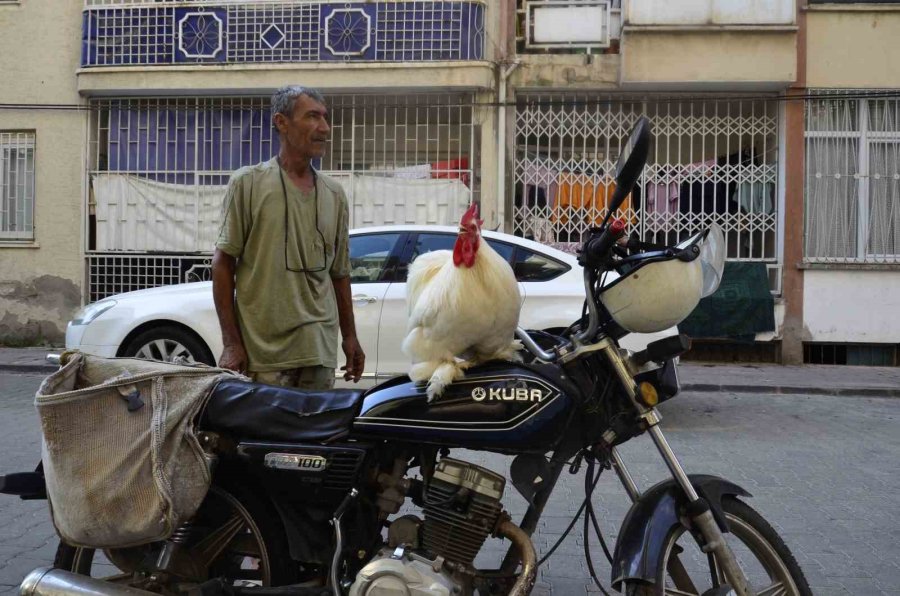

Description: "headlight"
70 300 117 326
699 223 726 298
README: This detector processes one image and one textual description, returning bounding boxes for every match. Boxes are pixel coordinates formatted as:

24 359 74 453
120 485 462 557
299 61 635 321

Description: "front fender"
610 474 751 589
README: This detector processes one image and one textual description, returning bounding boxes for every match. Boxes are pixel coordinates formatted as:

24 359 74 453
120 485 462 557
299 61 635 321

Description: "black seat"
203 379 365 442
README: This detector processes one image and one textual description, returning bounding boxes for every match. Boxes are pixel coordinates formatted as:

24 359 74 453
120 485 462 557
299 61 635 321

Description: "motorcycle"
2 117 811 596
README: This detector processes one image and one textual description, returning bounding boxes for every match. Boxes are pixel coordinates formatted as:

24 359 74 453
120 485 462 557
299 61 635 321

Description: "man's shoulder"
230 160 277 185
317 172 348 198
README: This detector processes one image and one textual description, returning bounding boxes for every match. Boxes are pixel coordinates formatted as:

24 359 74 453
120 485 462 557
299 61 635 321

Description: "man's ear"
273 113 287 134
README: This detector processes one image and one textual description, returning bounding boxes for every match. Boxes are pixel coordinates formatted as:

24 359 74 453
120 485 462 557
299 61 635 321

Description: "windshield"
699 224 726 297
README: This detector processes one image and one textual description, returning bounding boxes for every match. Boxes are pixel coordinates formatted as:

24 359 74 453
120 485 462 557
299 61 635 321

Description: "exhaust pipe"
20 567 156 596
496 520 537 596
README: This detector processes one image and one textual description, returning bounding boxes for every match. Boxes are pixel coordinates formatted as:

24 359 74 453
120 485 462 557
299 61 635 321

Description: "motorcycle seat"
202 379 365 443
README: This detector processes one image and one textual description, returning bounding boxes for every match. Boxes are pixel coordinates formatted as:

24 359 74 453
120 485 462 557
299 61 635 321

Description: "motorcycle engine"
349 458 506 596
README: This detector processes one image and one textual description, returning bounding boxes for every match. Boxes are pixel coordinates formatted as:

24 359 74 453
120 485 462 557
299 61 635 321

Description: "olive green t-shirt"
215 158 351 372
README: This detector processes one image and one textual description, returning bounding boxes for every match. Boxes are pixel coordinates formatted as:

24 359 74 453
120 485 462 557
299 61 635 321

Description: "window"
409 233 515 266
513 248 570 281
405 232 528 280
805 95 900 263
0 132 35 240
349 233 402 283
809 0 898 3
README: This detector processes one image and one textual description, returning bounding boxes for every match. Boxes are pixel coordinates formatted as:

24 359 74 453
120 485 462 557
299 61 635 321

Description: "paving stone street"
1 371 899 595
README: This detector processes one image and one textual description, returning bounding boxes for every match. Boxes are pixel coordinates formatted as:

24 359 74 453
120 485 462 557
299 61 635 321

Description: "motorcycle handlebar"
515 327 559 362
583 218 626 266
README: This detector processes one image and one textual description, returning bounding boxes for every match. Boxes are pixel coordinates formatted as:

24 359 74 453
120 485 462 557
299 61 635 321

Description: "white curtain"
92 173 473 252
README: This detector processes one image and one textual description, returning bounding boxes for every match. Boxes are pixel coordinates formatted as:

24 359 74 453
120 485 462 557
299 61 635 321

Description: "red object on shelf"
431 157 470 187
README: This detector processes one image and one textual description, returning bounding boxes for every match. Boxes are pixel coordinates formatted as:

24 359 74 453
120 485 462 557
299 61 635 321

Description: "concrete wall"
0 1 85 345
803 270 900 344
627 0 795 26
621 30 796 87
807 7 900 89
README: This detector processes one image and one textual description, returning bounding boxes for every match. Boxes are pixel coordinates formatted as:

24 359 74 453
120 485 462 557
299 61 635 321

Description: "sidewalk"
1 347 899 397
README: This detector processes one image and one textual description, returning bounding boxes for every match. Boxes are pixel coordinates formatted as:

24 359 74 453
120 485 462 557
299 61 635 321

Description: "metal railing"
0 132 35 241
85 93 478 298
513 94 780 266
81 0 486 66
805 91 900 264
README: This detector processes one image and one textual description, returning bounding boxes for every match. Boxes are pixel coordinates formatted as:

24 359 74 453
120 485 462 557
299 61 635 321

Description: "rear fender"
610 474 751 589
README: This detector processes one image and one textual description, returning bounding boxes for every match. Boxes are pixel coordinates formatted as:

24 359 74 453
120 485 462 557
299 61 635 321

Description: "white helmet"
599 225 725 334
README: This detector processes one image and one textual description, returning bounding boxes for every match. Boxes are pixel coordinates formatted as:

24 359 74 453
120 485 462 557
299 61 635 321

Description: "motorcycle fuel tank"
353 362 574 453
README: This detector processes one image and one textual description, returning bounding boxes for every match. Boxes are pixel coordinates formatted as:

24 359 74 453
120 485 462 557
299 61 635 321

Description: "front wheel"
625 497 812 596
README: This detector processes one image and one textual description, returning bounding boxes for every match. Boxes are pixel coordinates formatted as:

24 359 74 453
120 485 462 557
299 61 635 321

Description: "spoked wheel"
121 325 215 366
626 498 811 596
54 485 297 589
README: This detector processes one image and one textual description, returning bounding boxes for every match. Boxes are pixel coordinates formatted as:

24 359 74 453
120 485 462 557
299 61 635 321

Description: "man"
213 86 364 389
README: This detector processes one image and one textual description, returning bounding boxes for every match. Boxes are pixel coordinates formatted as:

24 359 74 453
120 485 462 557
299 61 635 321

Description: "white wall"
627 0 794 26
804 271 900 343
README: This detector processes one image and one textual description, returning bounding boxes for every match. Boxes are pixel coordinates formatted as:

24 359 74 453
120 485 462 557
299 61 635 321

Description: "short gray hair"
271 85 326 122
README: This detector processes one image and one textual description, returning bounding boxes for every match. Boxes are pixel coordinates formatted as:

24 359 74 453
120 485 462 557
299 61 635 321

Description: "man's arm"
212 248 247 373
332 275 365 382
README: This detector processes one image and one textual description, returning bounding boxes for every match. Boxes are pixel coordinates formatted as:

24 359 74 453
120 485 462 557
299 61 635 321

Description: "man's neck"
277 150 313 179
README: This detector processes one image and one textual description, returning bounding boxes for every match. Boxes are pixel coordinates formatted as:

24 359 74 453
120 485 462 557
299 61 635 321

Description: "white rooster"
402 203 522 400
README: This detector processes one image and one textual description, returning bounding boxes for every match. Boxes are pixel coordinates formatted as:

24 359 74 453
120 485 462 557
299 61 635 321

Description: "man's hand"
219 343 248 374
341 336 366 382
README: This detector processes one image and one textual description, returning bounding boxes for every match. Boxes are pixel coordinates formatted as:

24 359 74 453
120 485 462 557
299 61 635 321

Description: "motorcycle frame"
491 333 755 595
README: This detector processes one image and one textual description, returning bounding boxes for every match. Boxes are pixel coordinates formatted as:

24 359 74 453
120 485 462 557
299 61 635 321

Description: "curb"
0 364 58 375
681 383 900 399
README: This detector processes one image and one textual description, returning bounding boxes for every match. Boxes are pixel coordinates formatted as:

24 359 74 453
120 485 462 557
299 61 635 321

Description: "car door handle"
353 295 378 305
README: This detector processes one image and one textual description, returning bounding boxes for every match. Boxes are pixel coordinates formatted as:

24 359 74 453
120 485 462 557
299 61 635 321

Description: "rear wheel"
121 325 214 366
625 497 811 596
54 485 297 588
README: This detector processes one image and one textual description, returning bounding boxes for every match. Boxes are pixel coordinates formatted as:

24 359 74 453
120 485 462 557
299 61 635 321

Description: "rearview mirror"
614 116 651 198
596 116 651 231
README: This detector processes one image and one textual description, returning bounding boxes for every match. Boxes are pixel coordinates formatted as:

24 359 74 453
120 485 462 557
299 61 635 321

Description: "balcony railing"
81 1 485 67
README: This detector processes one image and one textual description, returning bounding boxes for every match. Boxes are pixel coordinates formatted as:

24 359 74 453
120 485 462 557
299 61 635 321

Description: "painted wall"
621 30 796 86
0 1 85 345
807 8 900 89
803 270 900 344
627 0 795 26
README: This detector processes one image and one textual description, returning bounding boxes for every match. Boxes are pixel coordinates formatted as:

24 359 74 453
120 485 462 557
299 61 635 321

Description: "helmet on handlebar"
598 225 725 334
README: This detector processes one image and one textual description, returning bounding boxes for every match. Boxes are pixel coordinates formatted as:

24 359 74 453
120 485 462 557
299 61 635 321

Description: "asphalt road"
2 371 899 595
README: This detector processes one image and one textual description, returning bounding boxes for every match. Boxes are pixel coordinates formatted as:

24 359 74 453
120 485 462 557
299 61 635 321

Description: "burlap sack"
35 352 241 548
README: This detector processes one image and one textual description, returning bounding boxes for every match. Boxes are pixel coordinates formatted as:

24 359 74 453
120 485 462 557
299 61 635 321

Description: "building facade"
0 1 84 345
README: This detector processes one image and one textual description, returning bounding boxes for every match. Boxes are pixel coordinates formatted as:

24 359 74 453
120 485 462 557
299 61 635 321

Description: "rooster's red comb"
460 203 481 227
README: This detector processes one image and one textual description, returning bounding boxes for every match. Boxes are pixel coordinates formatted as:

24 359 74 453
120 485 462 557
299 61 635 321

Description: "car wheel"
122 325 215 366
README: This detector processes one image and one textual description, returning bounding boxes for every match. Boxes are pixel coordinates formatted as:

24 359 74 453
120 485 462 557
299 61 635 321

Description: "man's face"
275 94 330 160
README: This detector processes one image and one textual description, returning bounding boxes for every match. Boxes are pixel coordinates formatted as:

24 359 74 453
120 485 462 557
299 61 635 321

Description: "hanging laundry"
733 182 775 215
553 172 636 226
645 181 680 215
519 157 560 207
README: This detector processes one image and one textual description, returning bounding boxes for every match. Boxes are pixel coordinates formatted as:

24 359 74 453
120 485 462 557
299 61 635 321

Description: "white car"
66 226 675 380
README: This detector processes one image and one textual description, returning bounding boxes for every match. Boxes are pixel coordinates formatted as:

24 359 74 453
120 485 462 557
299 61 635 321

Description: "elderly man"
213 85 364 389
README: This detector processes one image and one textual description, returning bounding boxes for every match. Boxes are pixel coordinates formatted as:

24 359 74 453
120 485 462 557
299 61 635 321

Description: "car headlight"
70 300 117 326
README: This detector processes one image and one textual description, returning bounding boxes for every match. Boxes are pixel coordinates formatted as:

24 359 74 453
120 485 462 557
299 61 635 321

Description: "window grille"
805 91 900 263
87 94 477 298
513 95 780 265
0 132 35 241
